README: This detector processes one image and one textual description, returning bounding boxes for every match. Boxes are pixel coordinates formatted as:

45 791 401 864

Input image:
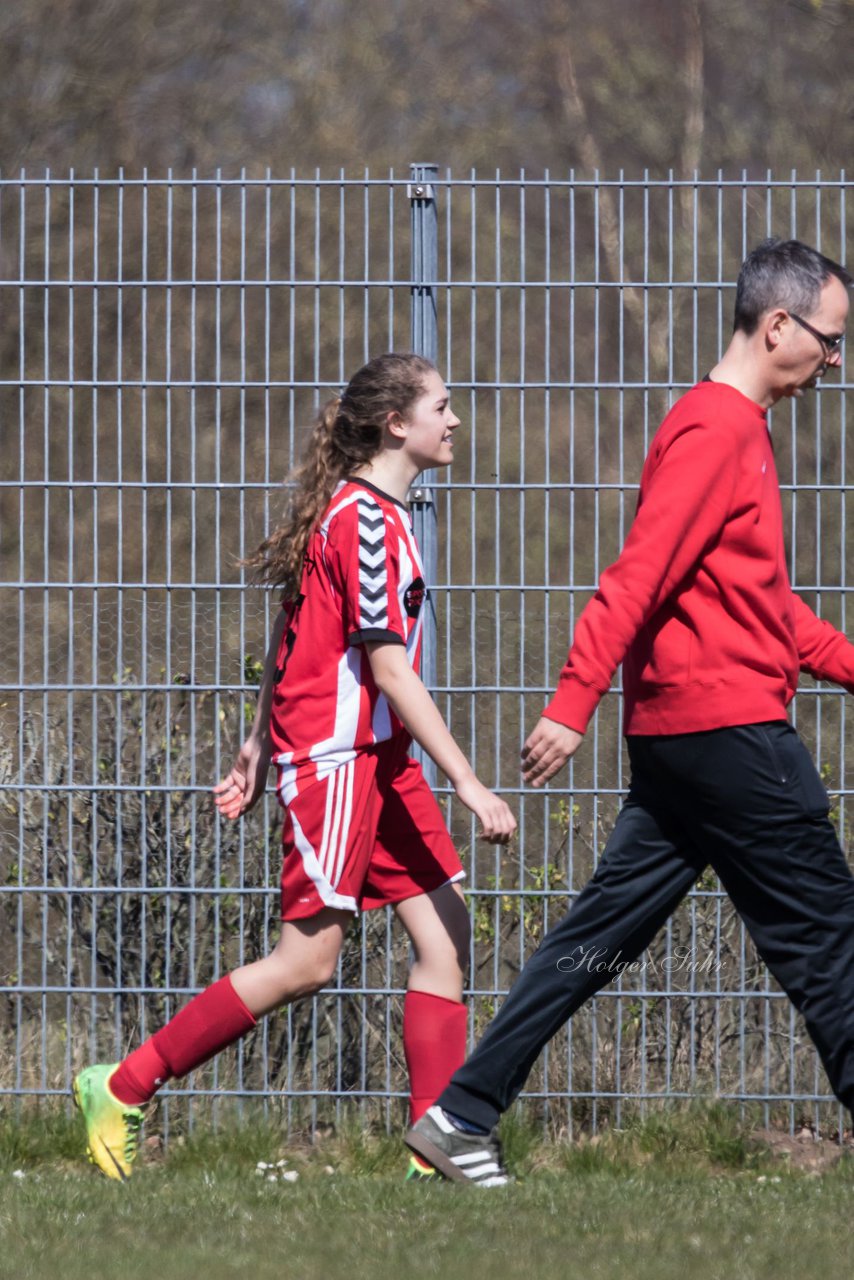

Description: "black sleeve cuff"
348 628 406 647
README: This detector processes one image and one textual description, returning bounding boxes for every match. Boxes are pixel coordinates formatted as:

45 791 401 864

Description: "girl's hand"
454 772 517 844
213 736 272 819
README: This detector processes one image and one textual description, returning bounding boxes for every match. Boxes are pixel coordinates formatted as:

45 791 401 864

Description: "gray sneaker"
404 1105 510 1188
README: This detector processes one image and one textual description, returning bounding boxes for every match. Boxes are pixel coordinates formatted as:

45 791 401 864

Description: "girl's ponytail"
243 395 345 600
245 352 435 600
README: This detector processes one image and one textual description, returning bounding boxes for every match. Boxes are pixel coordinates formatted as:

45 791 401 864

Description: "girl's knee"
261 950 337 1002
301 955 338 993
415 932 468 987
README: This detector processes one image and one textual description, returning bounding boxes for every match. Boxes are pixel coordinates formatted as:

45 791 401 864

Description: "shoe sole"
72 1074 129 1183
404 1127 471 1184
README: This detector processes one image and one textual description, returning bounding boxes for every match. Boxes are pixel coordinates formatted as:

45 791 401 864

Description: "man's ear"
386 410 407 441
766 308 789 349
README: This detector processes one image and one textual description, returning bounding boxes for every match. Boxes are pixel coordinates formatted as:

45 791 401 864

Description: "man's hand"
521 717 583 788
213 735 272 819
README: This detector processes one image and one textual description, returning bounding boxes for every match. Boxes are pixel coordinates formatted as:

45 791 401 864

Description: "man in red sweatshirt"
406 238 853 1187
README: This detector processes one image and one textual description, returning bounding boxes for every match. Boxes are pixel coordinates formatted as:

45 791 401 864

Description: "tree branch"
554 33 643 324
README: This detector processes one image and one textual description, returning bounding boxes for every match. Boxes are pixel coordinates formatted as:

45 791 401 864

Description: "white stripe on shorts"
289 810 357 914
330 760 354 889
317 760 355 889
319 767 340 881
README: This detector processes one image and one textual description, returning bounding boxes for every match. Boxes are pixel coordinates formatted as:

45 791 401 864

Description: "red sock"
403 990 467 1125
109 975 257 1106
109 1039 170 1106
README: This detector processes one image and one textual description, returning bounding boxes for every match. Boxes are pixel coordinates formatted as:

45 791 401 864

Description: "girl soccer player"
74 352 516 1181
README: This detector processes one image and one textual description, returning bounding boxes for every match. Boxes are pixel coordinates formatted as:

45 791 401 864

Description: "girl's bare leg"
229 906 351 1016
394 883 470 1127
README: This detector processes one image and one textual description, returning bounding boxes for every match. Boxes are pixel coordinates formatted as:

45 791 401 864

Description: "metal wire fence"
0 167 851 1138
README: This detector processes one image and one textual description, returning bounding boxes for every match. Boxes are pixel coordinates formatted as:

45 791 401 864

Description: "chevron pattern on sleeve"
356 498 390 631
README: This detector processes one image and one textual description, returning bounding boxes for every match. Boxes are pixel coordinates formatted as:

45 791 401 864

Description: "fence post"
408 163 439 786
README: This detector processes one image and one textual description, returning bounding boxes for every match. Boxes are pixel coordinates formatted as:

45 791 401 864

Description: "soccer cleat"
405 1105 510 1188
73 1063 145 1182
404 1152 438 1181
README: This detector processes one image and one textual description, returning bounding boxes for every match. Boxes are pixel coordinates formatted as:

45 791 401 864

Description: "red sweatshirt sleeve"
791 592 854 692
544 416 739 733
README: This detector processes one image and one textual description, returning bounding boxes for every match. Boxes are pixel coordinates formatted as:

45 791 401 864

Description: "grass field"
1 1106 852 1280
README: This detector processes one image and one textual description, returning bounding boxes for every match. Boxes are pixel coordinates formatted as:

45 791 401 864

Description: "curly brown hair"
244 352 436 600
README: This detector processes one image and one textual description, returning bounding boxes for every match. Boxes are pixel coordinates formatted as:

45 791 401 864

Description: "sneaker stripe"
425 1105 457 1134
452 1151 496 1166
455 1160 504 1177
96 1138 129 1183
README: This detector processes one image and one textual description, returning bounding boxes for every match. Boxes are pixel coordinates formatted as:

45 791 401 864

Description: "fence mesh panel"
0 170 850 1137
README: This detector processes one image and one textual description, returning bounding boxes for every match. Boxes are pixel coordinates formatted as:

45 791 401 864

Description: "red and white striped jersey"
270 478 427 804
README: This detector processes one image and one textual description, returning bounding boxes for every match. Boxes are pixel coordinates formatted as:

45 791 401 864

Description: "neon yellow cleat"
73 1064 144 1182
404 1152 438 1181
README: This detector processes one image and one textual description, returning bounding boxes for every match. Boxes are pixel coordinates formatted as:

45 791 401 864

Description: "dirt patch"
753 1126 854 1173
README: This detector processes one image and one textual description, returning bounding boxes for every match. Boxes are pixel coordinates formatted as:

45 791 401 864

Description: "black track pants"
439 723 854 1130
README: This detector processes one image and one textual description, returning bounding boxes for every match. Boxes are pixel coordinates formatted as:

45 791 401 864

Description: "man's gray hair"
734 238 852 334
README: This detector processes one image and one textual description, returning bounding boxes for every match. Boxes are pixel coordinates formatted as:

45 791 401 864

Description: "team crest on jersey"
404 576 427 618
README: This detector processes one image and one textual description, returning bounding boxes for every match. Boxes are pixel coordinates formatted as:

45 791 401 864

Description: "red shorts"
279 738 464 920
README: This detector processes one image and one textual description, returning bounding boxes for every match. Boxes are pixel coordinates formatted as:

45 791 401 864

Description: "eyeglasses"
789 312 845 356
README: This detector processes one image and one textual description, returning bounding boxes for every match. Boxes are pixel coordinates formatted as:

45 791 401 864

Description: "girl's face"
397 370 461 470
